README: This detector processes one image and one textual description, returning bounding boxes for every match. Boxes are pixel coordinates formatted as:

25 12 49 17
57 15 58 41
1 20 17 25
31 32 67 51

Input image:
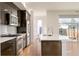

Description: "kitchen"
0 2 63 56
0 2 32 56
1 2 79 56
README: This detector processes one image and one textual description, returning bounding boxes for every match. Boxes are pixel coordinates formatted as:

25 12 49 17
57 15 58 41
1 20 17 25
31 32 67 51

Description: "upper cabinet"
0 2 19 26
18 10 26 27
1 3 12 13
1 3 11 25
17 10 27 33
11 8 17 16
17 10 31 33
0 3 8 25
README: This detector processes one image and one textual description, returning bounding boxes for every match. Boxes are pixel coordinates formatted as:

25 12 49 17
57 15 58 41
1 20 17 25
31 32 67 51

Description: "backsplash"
0 25 17 35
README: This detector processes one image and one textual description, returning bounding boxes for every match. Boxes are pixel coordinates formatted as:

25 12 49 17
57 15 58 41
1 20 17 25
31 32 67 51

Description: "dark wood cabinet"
1 38 16 56
17 10 27 33
0 3 10 24
1 11 9 25
41 40 62 56
19 10 26 27
1 3 11 25
0 3 8 25
17 10 31 46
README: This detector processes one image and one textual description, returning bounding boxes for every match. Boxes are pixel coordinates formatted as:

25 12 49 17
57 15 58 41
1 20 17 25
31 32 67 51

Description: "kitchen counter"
40 35 61 41
39 35 78 42
0 33 26 43
0 37 16 43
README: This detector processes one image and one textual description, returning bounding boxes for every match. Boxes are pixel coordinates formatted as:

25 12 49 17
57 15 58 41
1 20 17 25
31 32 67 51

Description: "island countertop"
39 35 78 42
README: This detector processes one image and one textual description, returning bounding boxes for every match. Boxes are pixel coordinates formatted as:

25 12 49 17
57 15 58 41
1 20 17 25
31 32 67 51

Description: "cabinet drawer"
1 38 16 56
1 39 16 50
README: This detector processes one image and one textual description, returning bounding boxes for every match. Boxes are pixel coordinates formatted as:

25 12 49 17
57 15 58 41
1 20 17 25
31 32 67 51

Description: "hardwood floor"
23 45 32 56
23 38 41 56
62 41 79 56
23 39 79 56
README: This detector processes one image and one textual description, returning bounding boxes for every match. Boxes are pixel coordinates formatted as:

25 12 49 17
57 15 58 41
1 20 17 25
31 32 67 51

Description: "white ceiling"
13 2 26 10
27 2 79 11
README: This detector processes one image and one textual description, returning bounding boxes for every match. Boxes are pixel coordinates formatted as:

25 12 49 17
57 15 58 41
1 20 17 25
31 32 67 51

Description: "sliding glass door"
59 16 79 40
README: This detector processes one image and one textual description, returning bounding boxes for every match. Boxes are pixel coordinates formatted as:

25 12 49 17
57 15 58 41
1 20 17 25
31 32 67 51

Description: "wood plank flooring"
23 39 79 56
23 38 41 56
62 41 79 56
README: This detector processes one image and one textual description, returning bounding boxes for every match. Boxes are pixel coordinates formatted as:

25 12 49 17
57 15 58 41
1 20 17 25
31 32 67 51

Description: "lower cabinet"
41 40 62 56
1 38 16 56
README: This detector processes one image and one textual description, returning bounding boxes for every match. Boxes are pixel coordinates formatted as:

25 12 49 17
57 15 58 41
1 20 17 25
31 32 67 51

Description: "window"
59 15 79 40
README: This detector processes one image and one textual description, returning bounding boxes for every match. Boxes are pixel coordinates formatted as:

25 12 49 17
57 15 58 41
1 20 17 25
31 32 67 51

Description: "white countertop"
40 35 61 41
39 35 78 42
0 33 26 43
0 37 16 43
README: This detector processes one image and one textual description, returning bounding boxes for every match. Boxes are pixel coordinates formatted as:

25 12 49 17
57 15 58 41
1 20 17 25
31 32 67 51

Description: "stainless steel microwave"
5 13 18 26
10 14 18 26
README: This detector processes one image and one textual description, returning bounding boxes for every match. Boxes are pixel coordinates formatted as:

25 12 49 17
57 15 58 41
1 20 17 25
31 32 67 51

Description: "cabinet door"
19 10 26 27
41 41 62 56
1 3 10 25
1 3 11 13
11 8 17 16
1 39 16 56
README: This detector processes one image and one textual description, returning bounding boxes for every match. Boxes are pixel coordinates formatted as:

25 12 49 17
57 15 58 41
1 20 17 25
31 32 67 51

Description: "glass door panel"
68 23 78 40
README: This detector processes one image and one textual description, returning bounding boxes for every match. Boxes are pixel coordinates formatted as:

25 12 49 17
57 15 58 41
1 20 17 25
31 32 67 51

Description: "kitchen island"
38 35 79 56
33 35 62 56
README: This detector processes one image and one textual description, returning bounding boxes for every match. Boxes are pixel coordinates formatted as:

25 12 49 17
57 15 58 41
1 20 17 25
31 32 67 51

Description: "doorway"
37 19 43 37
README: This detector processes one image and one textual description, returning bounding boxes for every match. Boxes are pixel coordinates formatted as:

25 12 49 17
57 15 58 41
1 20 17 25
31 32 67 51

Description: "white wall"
47 10 79 40
33 10 47 39
47 11 59 40
32 10 79 40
